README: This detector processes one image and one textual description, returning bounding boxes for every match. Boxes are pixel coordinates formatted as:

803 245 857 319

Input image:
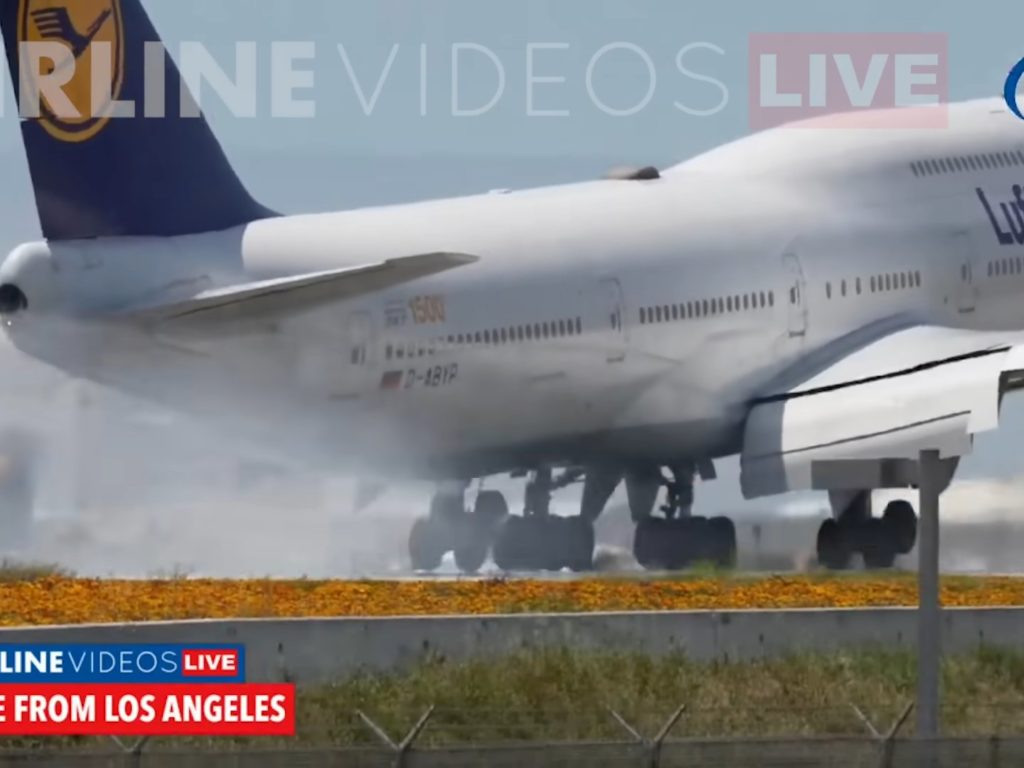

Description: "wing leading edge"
122 251 478 334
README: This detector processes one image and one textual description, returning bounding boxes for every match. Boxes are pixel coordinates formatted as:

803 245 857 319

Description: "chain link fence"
2 701 1024 767
0 737 1021 768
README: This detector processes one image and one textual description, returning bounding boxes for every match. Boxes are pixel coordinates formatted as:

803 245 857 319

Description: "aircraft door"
344 310 376 395
782 252 807 337
953 231 976 314
600 277 628 363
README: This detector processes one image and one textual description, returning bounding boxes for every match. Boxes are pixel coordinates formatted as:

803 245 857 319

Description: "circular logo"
17 0 125 143
1006 56 1024 121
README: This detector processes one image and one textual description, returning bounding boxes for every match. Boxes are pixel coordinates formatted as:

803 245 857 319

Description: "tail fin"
1 0 277 241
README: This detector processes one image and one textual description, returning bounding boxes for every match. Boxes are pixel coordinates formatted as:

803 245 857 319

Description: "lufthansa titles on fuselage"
979 185 1024 245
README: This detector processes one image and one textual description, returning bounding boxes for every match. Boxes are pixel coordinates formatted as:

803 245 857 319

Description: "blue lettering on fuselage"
978 186 1024 245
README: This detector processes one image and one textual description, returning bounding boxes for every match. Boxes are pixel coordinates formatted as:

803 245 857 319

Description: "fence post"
650 705 686 768
358 707 435 768
108 736 150 768
880 701 915 768
606 705 686 768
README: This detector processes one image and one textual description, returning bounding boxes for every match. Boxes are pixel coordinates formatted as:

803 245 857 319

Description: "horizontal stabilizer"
125 252 478 334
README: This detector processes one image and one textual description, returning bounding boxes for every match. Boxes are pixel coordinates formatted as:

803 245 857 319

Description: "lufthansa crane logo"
1007 57 1024 121
17 0 125 143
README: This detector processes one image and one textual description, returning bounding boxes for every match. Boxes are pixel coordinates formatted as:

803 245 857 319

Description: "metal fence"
3 702 1024 768
1 738 1022 768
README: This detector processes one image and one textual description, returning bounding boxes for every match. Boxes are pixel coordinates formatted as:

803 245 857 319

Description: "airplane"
2 0 1024 574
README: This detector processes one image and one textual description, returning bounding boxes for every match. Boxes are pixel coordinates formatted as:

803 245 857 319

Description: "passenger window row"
639 291 774 326
825 271 921 299
910 149 1024 177
385 317 583 361
989 256 1024 278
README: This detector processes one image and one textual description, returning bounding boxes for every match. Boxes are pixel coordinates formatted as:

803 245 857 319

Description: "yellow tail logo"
18 0 124 143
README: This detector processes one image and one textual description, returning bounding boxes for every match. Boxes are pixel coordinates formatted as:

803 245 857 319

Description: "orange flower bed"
0 574 1020 626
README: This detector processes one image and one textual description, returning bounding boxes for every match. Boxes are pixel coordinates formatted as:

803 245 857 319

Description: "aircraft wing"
122 251 477 334
740 325 1024 499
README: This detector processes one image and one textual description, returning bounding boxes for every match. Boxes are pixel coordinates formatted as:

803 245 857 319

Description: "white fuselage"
6 98 1024 480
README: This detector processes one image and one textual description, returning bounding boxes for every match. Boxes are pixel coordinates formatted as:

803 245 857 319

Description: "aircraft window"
826 282 832 299
742 294 749 310
654 306 662 323
525 325 533 340
484 330 492 344
1016 150 1024 164
726 296 733 312
556 319 564 336
575 318 582 334
882 275 888 291
952 157 962 172
385 344 394 361
496 328 504 343
769 291 775 307
718 298 725 314
529 323 538 338
639 308 647 325
790 287 796 304
910 163 919 176
1002 152 1013 165
1018 257 1023 274
841 280 847 297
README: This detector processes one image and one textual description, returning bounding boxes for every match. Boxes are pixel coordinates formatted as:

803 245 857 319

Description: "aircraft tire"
708 516 737 569
882 500 918 555
816 519 852 571
409 516 448 572
859 518 897 570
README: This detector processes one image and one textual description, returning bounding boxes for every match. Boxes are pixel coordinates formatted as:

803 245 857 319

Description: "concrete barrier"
0 607 1020 685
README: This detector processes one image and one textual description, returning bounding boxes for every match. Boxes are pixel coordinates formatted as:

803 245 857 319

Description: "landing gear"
630 463 736 571
407 487 509 573
492 468 597 572
816 492 919 571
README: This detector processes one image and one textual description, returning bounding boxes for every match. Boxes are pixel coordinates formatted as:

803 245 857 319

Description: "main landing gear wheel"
633 516 737 570
629 463 736 572
492 467 596 573
408 489 510 574
493 514 595 572
815 497 919 571
453 491 509 573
